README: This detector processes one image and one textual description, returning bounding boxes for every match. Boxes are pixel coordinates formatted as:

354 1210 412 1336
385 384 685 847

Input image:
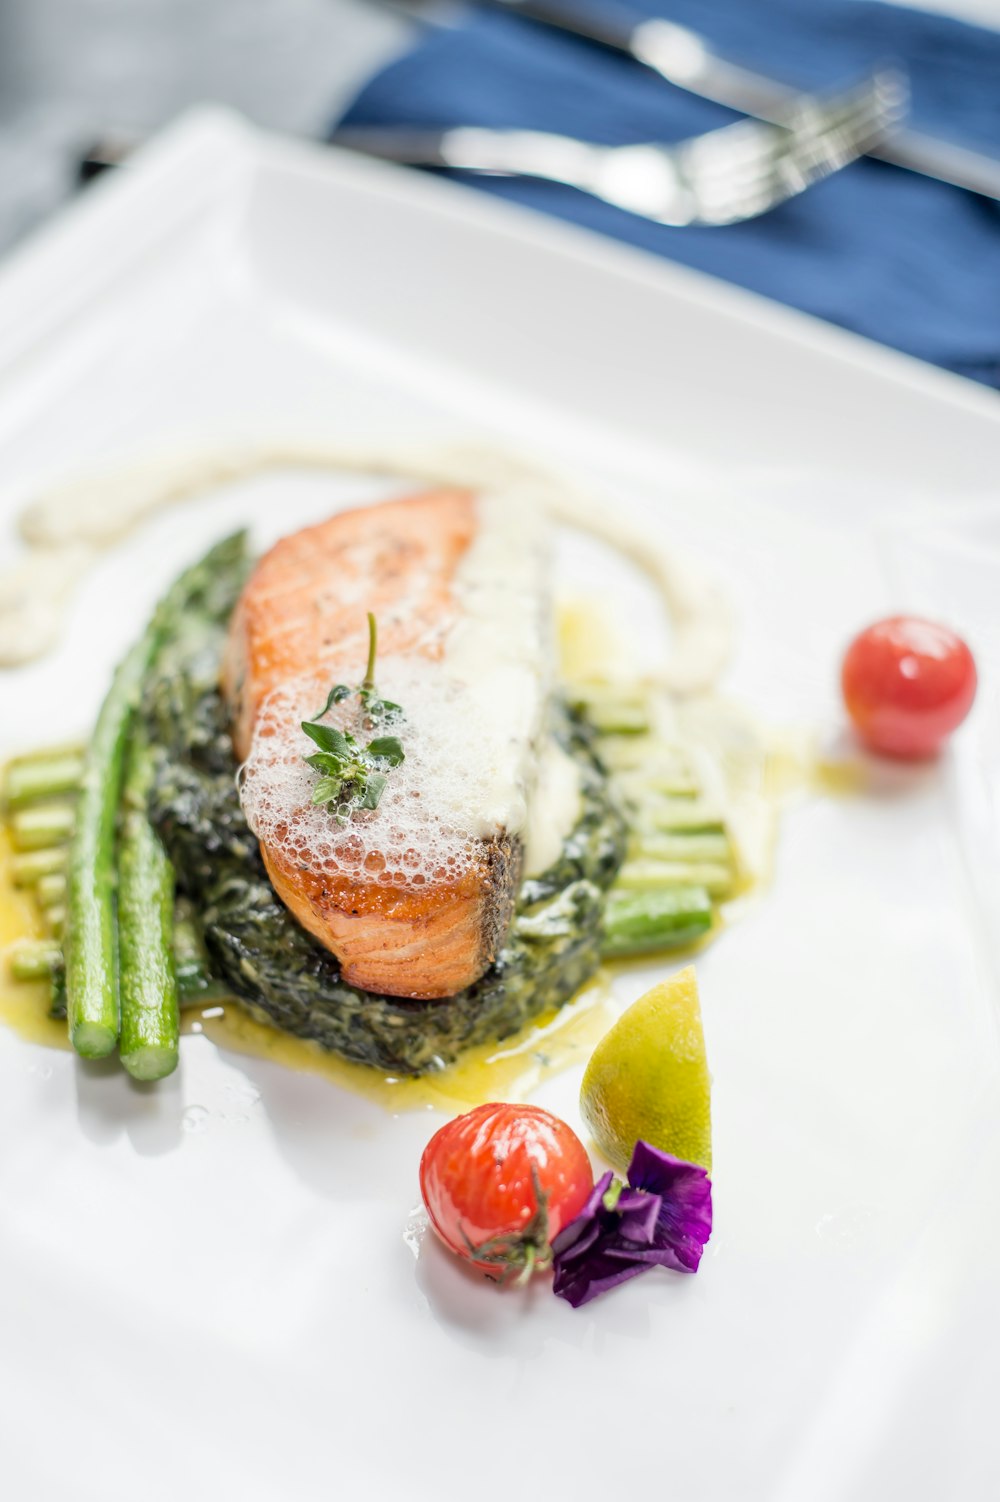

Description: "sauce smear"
0 795 614 1109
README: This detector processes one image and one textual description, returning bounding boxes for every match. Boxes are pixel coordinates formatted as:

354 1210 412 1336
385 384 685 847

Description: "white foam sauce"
0 441 736 875
0 441 732 691
523 738 583 877
241 494 555 880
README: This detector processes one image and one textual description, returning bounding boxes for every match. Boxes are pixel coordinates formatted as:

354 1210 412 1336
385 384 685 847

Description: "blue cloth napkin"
337 0 1000 389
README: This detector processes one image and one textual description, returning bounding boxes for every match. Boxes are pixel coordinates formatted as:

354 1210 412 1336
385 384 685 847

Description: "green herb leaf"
311 776 345 806
359 689 402 720
311 684 352 719
305 751 342 775
301 613 405 817
366 735 405 767
301 722 356 758
360 772 388 810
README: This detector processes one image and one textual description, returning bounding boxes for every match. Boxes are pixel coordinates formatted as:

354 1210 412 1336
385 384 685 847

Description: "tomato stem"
461 1168 554 1285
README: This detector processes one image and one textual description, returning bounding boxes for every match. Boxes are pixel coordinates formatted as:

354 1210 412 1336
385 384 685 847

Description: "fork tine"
681 84 877 195
797 74 904 164
691 71 905 224
778 75 902 187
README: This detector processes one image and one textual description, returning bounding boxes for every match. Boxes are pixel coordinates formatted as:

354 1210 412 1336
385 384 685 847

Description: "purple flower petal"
615 1189 662 1247
550 1172 615 1262
552 1142 713 1307
552 1252 651 1308
627 1142 713 1273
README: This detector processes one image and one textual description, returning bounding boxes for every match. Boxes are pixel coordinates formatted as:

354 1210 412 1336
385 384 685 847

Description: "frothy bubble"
240 657 513 889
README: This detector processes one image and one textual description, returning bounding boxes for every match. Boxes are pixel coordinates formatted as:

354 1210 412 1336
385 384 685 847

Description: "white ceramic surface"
0 112 998 1502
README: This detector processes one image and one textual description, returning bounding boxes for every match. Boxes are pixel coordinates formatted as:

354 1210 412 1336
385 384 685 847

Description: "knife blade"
421 0 1000 200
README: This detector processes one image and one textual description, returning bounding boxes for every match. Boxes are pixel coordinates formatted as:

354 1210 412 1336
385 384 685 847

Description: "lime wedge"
580 965 712 1173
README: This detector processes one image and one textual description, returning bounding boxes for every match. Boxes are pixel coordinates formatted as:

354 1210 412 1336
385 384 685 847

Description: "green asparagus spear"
3 751 83 810
117 737 179 1081
41 906 227 1017
64 630 154 1058
64 533 247 1060
601 886 713 958
10 803 75 851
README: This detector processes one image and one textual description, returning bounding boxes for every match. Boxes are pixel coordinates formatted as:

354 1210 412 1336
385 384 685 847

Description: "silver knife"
385 0 1000 200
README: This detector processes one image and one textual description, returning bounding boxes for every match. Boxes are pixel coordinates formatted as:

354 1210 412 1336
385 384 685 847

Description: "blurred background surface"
2 0 999 256
0 0 410 252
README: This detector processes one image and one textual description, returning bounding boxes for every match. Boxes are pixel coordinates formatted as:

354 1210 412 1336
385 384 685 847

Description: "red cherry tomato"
841 616 977 759
420 1102 593 1280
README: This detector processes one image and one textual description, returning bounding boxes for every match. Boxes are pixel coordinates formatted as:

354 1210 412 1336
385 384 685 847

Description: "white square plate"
1 110 999 1502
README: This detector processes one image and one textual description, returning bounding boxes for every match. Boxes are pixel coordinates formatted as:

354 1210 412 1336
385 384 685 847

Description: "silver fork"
331 70 906 227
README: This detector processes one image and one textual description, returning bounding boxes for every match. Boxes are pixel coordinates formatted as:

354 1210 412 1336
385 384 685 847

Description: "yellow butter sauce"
1 803 616 1109
182 974 616 1113
0 822 69 1052
1 727 812 1110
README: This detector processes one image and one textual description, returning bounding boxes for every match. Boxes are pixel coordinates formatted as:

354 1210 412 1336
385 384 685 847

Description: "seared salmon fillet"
224 488 549 1000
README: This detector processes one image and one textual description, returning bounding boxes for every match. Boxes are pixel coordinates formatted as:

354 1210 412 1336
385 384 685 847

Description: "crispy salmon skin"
224 489 549 1000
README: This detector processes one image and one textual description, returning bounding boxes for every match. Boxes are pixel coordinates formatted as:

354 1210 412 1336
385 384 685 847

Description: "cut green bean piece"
637 796 726 834
117 738 179 1081
615 858 735 899
586 704 651 735
10 803 76 851
631 832 732 866
572 685 652 736
35 872 67 909
8 939 62 982
600 744 693 776
11 846 68 886
614 768 701 799
602 886 713 958
3 752 83 810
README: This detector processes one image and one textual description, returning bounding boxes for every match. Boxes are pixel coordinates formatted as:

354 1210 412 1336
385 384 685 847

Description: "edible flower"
551 1141 712 1308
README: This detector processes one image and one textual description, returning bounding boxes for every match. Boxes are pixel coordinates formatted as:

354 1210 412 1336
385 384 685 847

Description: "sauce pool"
0 804 616 1109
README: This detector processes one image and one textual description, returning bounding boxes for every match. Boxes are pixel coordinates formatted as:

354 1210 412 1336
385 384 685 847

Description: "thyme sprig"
301 613 404 816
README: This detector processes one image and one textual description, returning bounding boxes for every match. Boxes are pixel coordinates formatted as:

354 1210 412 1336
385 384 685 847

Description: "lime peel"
580 964 712 1173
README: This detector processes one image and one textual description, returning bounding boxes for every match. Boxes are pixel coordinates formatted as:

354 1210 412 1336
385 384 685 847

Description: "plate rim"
0 106 997 434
